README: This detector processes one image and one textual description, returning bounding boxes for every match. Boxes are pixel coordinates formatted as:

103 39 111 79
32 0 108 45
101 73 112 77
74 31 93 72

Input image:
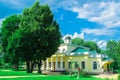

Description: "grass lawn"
0 69 108 80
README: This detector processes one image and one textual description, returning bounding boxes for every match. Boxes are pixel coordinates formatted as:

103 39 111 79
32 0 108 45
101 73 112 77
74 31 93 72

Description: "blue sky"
0 0 120 49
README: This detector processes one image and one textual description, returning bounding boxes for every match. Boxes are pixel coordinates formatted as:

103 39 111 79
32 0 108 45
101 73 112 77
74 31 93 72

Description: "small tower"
64 36 72 44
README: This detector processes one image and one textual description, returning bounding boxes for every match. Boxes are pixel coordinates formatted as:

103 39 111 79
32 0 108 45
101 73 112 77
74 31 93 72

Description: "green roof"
102 57 113 61
89 51 97 54
71 47 89 53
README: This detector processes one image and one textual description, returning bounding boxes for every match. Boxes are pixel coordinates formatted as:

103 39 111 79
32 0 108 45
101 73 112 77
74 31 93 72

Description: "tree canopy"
72 38 84 45
1 15 20 69
107 40 119 69
1 15 20 52
82 41 99 52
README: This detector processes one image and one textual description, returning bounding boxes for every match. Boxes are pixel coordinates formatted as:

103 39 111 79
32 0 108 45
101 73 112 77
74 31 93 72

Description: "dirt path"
0 75 47 78
94 74 119 80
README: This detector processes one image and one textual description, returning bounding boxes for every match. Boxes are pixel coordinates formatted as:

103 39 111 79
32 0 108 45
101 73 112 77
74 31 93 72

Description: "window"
93 61 97 69
75 62 79 68
81 61 85 69
63 62 65 68
68 62 71 69
62 49 65 53
58 62 60 68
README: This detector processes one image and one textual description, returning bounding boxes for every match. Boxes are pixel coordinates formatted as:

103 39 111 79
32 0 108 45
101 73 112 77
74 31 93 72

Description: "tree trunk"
26 60 31 73
31 61 35 72
12 63 18 71
38 59 42 73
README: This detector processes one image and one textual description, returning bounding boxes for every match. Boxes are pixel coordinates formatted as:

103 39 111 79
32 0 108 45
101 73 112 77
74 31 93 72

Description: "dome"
65 36 71 40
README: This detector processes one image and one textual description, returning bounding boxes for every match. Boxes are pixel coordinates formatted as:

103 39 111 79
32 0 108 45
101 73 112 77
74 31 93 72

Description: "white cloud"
63 32 84 40
73 32 84 39
41 0 80 11
71 2 120 28
92 39 107 49
97 40 107 49
81 28 116 36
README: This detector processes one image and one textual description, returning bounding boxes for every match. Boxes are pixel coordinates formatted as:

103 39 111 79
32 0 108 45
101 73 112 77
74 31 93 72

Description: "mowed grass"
0 69 107 80
0 69 40 76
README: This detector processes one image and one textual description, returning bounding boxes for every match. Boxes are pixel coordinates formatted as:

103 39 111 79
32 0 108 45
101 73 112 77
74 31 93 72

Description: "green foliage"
118 74 120 80
7 29 23 69
82 41 99 52
72 38 84 45
107 40 117 58
20 1 61 59
60 38 64 44
106 40 120 70
0 58 4 67
79 70 87 77
1 15 20 52
4 1 61 73
1 15 21 69
114 69 120 73
71 38 101 53
1 1 61 73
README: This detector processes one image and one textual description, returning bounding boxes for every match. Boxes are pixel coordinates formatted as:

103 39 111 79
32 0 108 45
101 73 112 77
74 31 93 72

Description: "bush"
79 70 87 77
114 69 120 73
3 63 11 68
69 70 87 78
61 71 69 75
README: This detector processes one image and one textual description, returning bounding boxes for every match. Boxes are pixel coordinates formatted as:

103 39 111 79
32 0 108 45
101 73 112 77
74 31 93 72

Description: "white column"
60 56 63 71
51 57 53 70
55 56 58 70
42 61 45 70
46 58 49 70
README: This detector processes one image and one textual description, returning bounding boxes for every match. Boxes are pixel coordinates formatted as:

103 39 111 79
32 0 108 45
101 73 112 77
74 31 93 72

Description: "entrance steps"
42 70 66 75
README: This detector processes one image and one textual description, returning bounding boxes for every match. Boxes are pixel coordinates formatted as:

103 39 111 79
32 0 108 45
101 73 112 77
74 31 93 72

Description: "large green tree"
107 40 118 69
115 41 120 68
107 40 117 57
1 15 20 52
11 1 61 73
1 15 20 69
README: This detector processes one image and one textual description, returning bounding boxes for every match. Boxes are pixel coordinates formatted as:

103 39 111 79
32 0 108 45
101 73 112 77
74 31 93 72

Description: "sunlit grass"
0 69 107 80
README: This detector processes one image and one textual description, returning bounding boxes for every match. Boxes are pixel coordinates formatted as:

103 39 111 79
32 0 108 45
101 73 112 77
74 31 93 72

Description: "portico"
44 54 66 71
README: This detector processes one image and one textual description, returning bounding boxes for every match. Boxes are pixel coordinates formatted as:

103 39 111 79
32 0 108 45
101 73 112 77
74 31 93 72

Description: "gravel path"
94 74 119 80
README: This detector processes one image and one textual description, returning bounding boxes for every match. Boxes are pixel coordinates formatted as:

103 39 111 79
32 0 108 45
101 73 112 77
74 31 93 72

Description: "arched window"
62 49 65 53
81 61 85 69
93 61 97 69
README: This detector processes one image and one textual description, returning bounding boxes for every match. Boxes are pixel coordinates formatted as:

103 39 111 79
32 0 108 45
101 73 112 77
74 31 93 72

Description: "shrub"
79 70 87 77
4 63 11 68
114 69 120 73
61 71 69 75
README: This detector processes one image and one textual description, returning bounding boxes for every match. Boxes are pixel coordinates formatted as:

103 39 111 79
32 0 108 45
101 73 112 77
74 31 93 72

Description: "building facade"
41 37 113 74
